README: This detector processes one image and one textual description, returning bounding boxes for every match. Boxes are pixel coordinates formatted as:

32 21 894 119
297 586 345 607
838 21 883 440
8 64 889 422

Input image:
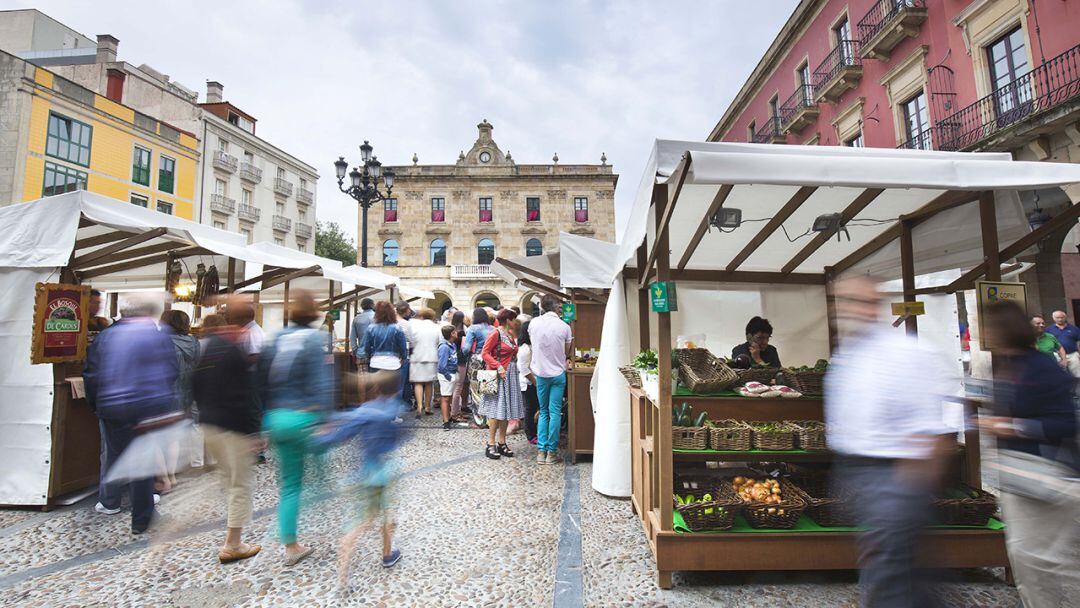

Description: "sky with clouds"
16 0 798 241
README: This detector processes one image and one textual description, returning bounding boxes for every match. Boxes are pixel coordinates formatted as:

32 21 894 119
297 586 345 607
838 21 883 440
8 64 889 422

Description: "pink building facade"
710 0 1080 316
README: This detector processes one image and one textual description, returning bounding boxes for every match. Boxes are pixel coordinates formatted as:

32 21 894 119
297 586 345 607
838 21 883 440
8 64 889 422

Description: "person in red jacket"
478 309 523 460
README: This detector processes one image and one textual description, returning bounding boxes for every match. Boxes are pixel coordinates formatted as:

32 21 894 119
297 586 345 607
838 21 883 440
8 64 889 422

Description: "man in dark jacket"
193 308 263 563
83 293 177 534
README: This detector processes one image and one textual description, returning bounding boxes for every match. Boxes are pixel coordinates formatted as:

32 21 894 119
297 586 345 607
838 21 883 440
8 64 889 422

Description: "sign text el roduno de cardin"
31 282 90 364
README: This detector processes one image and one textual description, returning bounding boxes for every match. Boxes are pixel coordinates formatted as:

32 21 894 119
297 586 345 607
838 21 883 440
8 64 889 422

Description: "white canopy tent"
589 140 1080 499
0 191 408 505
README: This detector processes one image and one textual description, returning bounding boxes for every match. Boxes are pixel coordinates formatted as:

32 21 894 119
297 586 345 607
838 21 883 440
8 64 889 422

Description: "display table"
567 367 595 462
628 387 1009 588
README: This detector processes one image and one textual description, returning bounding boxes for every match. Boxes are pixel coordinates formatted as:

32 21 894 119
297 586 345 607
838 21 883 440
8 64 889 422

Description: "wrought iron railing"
935 43 1080 151
751 116 783 143
813 40 861 90
239 161 262 183
212 151 237 173
238 203 260 222
273 177 293 197
897 126 935 150
857 0 926 47
296 188 314 205
209 193 236 214
779 84 816 127
295 222 313 239
272 215 292 232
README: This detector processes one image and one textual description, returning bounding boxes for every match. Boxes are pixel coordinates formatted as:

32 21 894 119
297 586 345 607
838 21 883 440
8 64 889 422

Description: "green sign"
560 301 576 323
328 309 341 321
649 281 678 313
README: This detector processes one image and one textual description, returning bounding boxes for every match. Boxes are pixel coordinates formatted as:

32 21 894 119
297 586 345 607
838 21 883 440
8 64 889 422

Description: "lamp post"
334 140 396 267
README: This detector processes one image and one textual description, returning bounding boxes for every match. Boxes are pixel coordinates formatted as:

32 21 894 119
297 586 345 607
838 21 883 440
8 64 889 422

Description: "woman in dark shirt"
981 300 1079 607
731 316 781 368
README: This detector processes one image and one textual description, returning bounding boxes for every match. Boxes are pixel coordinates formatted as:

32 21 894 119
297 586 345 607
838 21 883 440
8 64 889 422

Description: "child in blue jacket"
312 370 406 584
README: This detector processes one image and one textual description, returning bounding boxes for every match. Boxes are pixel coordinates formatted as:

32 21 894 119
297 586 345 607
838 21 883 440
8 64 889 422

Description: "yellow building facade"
18 66 198 218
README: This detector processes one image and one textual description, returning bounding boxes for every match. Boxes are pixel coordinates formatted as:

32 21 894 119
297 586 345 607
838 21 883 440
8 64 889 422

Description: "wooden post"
900 220 918 337
108 292 118 320
636 243 650 351
979 192 1001 281
653 183 674 543
283 279 291 327
824 266 838 354
226 258 236 293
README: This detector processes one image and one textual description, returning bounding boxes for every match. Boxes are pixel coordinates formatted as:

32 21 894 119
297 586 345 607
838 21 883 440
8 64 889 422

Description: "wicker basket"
619 365 643 389
791 482 856 527
673 483 741 532
727 478 807 529
750 422 797 450
672 425 709 450
934 485 999 526
675 348 738 394
735 367 782 386
783 370 826 396
707 419 753 451
790 420 827 451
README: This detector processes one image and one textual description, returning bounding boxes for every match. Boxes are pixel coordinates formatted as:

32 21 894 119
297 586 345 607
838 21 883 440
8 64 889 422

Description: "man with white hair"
1047 310 1080 377
83 293 178 534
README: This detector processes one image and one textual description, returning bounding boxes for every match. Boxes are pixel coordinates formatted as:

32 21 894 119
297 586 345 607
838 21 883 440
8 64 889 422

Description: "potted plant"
632 349 659 400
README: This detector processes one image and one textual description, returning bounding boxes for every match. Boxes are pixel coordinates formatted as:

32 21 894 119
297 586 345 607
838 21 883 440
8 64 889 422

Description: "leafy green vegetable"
632 349 659 370
750 422 788 432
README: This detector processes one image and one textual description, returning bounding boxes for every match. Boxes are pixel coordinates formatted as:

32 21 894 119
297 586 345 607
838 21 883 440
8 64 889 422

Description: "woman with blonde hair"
408 307 442 419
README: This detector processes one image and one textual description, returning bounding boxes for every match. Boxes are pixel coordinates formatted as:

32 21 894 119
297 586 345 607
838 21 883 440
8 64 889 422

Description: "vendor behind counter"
731 316 781 368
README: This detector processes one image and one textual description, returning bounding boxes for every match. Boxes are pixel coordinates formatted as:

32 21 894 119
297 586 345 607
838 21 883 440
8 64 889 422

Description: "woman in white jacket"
408 308 443 419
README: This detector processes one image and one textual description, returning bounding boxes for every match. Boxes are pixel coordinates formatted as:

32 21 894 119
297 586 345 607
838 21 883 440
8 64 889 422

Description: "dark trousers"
99 419 155 530
523 384 539 441
833 458 938 608
400 359 412 405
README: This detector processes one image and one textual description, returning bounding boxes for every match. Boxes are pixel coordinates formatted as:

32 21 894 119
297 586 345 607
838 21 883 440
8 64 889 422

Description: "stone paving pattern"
0 419 1023 607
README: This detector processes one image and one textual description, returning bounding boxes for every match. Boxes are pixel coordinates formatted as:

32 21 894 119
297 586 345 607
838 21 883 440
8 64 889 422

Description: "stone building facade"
371 120 617 313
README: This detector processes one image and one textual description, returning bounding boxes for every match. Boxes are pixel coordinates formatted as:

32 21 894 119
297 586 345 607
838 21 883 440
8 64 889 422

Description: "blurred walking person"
193 309 262 563
408 308 441 418
479 310 522 459
351 298 376 401
825 276 952 607
981 301 1080 608
437 324 459 430
83 294 177 534
257 291 333 566
226 296 267 463
395 301 415 407
158 310 199 492
363 301 409 376
529 295 572 464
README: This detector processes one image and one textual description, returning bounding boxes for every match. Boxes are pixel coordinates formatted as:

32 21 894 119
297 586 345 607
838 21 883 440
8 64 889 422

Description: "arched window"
430 238 447 266
382 239 398 266
474 292 501 309
525 238 543 257
477 238 495 265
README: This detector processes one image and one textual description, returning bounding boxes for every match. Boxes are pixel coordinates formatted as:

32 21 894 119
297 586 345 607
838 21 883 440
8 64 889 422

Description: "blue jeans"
535 372 567 453
400 360 412 404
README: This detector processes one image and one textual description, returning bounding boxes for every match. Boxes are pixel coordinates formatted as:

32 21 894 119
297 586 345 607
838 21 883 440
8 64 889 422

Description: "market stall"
0 191 404 506
591 141 1080 587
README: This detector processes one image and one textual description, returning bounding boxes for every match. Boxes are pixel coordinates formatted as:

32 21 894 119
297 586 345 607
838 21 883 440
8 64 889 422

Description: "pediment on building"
426 225 452 235
473 226 499 236
569 226 595 236
458 119 513 167
521 226 548 236
378 227 403 237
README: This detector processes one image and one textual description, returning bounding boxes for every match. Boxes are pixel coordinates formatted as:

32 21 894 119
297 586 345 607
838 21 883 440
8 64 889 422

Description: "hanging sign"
890 301 926 316
560 301 577 323
328 309 342 321
649 281 678 313
975 280 1027 348
31 282 90 364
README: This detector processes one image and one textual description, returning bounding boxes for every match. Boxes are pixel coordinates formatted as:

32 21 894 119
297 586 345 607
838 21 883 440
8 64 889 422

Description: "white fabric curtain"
590 277 632 497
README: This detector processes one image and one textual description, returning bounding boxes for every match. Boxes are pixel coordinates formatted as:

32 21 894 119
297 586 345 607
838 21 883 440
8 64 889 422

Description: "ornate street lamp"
335 140 396 267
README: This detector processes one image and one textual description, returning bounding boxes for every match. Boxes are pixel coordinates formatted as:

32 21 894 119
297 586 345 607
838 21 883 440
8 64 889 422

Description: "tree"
315 221 358 266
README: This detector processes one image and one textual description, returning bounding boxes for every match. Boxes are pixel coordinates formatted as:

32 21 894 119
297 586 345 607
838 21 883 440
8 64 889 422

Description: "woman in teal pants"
257 292 333 566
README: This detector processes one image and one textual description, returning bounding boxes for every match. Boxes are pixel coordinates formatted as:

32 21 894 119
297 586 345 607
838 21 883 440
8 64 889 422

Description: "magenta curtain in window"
432 209 445 222
384 210 398 222
526 209 540 222
574 209 588 223
479 209 493 222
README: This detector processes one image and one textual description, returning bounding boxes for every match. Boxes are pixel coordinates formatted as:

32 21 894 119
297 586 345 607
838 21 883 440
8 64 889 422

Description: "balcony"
296 222 313 239
239 161 262 184
751 116 786 144
858 0 928 61
813 40 863 103
935 43 1080 152
272 215 292 232
212 151 237 173
209 193 235 215
779 84 819 133
273 177 293 198
896 126 936 151
296 187 314 206
451 264 496 280
238 203 260 222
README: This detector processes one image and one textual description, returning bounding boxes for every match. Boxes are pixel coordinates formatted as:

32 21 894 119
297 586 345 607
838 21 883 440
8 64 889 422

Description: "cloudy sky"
18 0 797 241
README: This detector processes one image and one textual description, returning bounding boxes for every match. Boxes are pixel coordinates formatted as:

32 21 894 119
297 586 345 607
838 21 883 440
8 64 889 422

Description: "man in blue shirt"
1049 310 1080 377
350 298 376 366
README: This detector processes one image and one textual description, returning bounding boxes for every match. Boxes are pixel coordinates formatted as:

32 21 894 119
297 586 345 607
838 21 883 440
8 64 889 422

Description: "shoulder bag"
475 334 502 396
992 448 1079 504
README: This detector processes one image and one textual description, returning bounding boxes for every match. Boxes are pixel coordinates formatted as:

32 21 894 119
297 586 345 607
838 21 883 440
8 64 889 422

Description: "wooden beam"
74 230 135 250
518 278 569 301
261 265 321 292
980 191 1002 282
726 186 817 272
624 267 826 285
70 227 168 268
76 250 179 280
900 220 918 336
639 153 691 289
653 179 674 534
676 184 733 270
71 241 190 270
78 217 97 229
636 240 650 351
493 257 560 288
219 266 292 293
824 266 838 354
781 188 884 274
226 257 236 293
327 287 381 308
283 280 291 327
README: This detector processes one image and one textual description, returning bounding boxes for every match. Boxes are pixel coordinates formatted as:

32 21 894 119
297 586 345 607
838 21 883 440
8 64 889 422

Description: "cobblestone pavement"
0 418 1021 607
